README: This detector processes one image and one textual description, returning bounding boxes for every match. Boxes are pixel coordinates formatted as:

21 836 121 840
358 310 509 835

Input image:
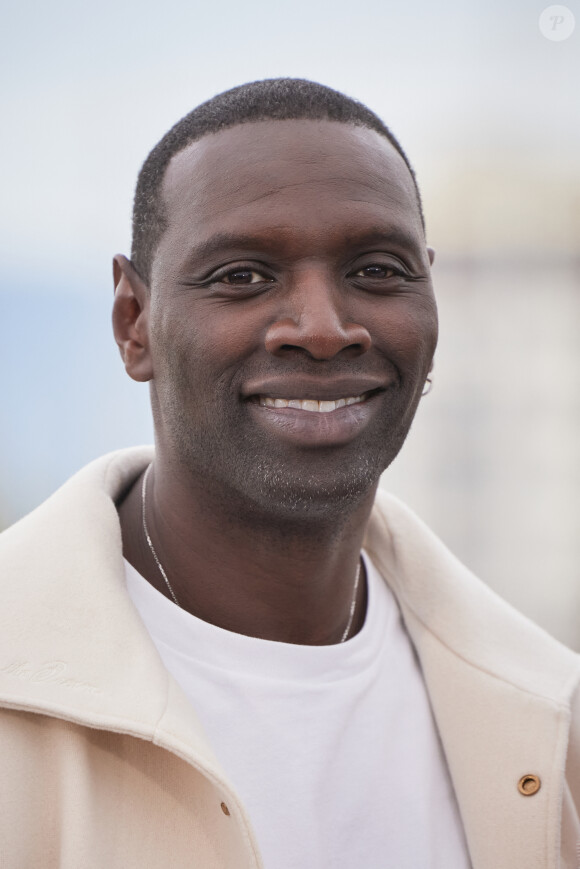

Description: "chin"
171 415 410 524
215 454 385 530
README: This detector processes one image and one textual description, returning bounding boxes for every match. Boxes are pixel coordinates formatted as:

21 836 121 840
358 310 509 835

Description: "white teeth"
258 395 365 412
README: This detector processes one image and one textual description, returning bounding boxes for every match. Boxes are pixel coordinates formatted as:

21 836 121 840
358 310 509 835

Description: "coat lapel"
365 490 580 869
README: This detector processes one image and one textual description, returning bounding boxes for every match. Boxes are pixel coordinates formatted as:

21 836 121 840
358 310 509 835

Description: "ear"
112 254 154 383
427 247 435 266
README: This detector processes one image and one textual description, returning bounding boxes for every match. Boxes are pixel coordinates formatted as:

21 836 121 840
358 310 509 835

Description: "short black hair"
131 78 424 284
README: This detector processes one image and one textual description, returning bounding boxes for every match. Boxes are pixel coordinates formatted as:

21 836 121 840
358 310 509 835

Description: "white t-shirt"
125 552 471 869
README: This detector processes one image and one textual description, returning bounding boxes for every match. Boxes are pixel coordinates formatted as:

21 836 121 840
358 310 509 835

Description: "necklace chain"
141 464 180 606
339 560 361 643
141 463 362 642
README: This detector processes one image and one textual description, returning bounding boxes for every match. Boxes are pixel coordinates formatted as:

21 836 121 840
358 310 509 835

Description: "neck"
118 457 377 645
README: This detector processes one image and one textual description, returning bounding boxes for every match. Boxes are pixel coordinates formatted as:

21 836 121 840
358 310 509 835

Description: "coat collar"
0 447 225 778
1 447 579 868
364 492 580 868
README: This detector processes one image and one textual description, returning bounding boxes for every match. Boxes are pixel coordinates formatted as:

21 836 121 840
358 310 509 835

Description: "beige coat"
0 447 579 868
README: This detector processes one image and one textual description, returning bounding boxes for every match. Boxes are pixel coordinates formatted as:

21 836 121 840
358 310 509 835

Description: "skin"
112 119 437 645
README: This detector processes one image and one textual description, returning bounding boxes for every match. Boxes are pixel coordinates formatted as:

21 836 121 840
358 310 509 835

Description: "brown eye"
355 264 400 278
222 269 266 284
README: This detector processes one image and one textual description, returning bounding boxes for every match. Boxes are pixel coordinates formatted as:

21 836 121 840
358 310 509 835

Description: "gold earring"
422 376 433 396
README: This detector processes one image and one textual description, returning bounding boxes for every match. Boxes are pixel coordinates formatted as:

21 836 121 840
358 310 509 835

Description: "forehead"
158 120 422 257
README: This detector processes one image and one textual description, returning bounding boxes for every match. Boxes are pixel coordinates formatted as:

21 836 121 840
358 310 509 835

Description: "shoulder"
0 446 154 554
365 488 580 705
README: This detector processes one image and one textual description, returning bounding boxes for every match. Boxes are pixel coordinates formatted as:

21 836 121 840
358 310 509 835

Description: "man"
0 79 578 868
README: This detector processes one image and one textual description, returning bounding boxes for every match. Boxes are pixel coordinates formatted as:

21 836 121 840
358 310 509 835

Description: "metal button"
518 774 541 796
220 801 230 816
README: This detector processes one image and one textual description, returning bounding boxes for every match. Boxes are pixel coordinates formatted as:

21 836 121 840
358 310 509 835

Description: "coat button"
518 774 541 796
220 802 230 816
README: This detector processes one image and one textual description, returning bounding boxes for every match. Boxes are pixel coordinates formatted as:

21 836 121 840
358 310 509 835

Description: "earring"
422 376 433 396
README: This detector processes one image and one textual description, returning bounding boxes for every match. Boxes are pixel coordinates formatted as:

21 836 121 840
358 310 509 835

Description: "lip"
245 386 386 448
242 376 388 402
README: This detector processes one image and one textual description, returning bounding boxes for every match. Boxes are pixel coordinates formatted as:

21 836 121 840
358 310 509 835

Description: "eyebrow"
185 226 422 266
187 232 284 263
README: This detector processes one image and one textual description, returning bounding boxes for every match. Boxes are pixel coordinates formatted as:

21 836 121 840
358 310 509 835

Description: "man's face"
146 120 438 519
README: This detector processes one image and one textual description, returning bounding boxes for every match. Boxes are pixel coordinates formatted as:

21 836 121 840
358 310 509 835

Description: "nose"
264 272 372 360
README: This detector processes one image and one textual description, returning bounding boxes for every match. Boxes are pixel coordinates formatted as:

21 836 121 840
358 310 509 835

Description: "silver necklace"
141 464 180 606
339 559 361 643
141 463 362 642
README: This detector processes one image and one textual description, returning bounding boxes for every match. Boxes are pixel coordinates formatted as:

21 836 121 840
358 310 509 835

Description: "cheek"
149 298 263 385
372 297 438 368
197 304 265 360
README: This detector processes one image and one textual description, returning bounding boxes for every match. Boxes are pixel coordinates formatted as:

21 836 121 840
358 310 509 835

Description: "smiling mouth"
257 391 377 413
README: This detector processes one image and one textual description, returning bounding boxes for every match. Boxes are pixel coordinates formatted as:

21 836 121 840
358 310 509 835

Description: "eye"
221 268 272 285
353 264 404 279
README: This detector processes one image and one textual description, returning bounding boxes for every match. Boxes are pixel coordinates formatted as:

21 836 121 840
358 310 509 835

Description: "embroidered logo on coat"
0 661 102 695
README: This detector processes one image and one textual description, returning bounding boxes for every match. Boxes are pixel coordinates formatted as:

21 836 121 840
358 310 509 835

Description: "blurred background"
1 0 578 648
